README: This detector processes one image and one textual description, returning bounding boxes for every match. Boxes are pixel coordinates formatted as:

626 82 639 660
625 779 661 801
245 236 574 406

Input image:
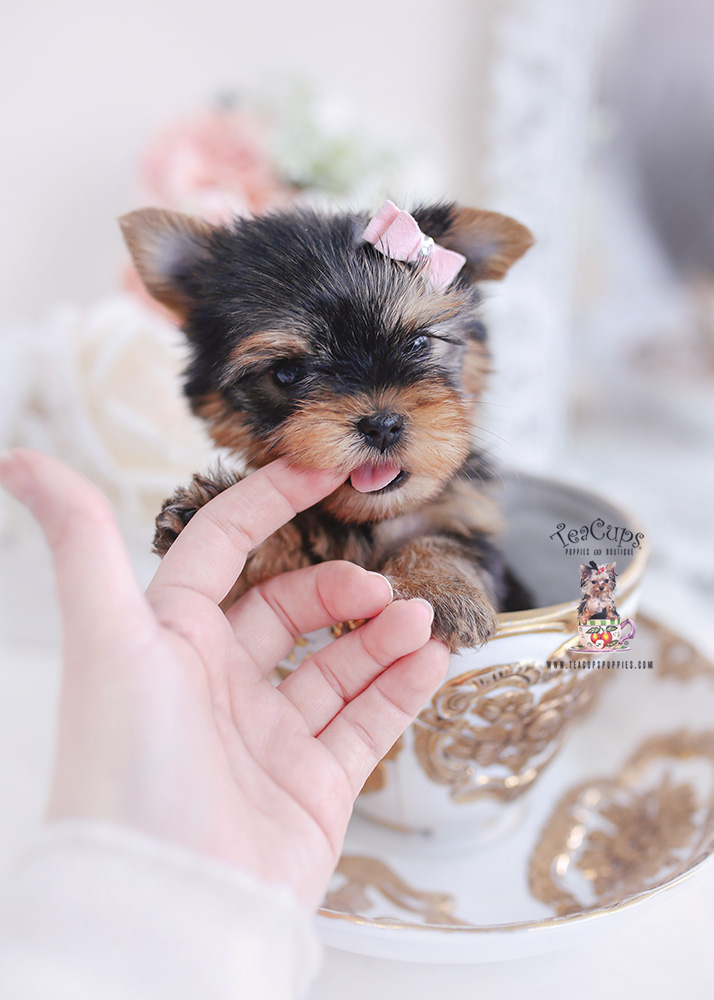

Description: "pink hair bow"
362 200 466 290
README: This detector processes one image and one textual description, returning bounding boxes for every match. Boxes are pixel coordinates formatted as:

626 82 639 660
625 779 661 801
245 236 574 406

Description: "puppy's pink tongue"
349 463 401 493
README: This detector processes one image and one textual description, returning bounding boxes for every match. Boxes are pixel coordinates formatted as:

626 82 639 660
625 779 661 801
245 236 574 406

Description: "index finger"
147 458 346 603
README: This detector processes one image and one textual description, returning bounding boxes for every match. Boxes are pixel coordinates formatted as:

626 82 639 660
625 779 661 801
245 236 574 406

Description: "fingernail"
367 571 393 603
0 450 31 504
410 597 435 626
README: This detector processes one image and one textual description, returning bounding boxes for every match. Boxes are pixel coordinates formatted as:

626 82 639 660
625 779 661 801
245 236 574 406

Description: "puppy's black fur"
121 201 534 650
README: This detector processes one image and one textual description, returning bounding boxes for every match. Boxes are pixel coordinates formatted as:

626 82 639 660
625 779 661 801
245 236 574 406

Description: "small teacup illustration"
578 616 636 650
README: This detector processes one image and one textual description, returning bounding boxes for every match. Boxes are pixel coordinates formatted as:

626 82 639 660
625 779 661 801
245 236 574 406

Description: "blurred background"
0 0 713 873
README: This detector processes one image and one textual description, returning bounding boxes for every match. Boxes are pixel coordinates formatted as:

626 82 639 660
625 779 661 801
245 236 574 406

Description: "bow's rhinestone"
419 235 435 259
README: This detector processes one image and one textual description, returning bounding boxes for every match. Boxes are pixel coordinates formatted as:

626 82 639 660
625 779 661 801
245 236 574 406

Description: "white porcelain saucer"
316 616 714 963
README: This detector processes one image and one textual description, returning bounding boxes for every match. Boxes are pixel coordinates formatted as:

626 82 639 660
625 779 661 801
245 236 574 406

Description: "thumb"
0 449 153 655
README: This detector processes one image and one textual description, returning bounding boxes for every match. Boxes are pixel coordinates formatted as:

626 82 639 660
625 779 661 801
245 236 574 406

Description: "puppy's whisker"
471 424 526 452
468 398 519 409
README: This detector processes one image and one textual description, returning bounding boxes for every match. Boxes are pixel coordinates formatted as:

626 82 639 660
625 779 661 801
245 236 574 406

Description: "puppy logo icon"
576 561 636 651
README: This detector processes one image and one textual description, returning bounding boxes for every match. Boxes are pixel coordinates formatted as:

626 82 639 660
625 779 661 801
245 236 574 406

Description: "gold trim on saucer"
317 617 714 936
324 856 472 927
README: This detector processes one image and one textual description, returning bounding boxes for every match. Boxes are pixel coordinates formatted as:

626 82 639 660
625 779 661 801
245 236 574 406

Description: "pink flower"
124 106 297 316
140 107 295 222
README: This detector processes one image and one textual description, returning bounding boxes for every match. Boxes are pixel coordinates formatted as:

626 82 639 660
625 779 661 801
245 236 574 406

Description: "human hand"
0 450 448 909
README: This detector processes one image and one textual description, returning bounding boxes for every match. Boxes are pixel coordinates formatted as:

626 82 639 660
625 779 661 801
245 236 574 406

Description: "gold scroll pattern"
412 648 603 804
654 621 714 683
323 855 472 926
529 730 714 916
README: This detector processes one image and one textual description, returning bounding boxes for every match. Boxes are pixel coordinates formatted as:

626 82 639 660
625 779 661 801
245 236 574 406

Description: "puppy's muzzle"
357 411 404 453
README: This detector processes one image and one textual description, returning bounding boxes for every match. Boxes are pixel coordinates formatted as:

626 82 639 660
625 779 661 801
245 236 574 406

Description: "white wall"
0 0 492 323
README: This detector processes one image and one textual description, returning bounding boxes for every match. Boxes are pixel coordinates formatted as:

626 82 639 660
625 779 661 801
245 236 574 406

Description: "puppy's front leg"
380 535 501 652
154 466 313 610
153 466 243 556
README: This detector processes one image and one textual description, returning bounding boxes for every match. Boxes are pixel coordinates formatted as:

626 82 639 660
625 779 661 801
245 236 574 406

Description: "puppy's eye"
409 335 429 354
272 360 305 387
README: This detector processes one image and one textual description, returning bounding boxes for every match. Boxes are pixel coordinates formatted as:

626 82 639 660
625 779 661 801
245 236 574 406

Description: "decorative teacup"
578 617 637 650
279 472 648 841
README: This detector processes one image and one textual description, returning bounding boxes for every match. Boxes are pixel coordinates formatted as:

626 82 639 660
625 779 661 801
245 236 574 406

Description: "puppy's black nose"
357 411 404 452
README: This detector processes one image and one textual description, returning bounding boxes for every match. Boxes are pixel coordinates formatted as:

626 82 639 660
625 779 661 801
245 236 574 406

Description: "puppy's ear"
119 208 216 322
580 564 591 585
413 204 534 282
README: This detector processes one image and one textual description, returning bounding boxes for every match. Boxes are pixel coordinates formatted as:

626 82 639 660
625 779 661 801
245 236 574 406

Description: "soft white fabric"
0 821 321 1000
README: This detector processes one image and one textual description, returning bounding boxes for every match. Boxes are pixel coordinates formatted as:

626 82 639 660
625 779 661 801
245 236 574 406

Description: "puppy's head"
121 203 532 523
580 562 617 596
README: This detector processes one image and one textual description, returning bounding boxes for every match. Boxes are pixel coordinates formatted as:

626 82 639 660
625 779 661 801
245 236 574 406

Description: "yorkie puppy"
578 561 619 625
120 200 534 650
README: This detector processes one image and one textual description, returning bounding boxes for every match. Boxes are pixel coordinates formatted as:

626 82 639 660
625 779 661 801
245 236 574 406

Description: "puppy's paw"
430 588 497 652
153 467 242 556
388 576 497 653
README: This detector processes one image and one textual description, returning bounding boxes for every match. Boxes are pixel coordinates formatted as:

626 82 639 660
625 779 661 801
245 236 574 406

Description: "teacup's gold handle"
620 617 636 642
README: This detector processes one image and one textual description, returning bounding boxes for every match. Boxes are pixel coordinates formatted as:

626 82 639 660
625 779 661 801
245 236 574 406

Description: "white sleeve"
0 821 322 1000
